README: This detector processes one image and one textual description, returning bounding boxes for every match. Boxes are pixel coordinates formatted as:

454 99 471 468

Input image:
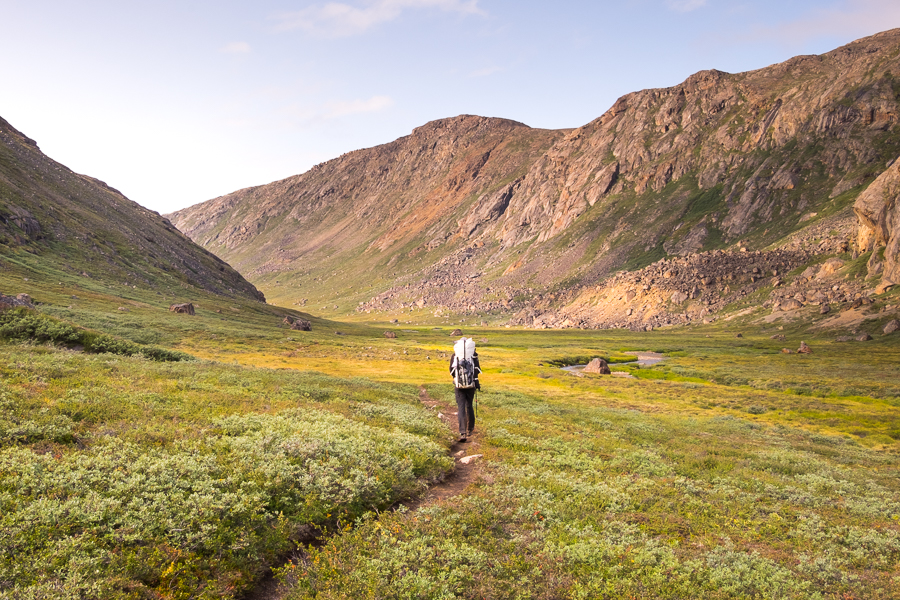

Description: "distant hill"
0 116 264 303
169 29 900 326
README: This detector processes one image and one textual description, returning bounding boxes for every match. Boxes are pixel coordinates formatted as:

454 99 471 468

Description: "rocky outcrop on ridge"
0 116 265 302
855 155 900 290
170 30 900 322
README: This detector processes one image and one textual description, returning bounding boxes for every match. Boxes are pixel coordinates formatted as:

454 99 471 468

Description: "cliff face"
855 155 900 288
169 29 900 322
0 116 265 302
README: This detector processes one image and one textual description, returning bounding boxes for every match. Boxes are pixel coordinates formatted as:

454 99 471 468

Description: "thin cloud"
737 0 900 48
323 95 394 118
274 0 483 37
469 66 501 78
665 0 707 13
220 41 251 54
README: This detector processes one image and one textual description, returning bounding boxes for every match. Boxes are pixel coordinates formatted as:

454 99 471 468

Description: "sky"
1 0 899 215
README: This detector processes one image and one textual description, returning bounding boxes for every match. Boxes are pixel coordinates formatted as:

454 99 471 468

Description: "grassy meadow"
1 257 899 599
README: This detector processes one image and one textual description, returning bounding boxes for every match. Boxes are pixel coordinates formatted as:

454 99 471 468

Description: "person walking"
449 337 481 442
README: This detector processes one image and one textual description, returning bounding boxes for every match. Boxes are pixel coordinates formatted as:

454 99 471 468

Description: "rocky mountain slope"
170 29 900 326
0 116 264 302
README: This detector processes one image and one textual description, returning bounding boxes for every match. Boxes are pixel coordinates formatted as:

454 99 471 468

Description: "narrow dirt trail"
404 386 483 508
243 386 482 600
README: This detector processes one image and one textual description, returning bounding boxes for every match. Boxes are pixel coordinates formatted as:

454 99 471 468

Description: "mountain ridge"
169 29 900 326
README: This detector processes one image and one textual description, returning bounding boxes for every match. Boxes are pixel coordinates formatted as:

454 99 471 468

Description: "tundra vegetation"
1 257 899 600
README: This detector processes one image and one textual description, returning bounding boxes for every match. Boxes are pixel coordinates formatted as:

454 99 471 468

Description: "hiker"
449 337 481 442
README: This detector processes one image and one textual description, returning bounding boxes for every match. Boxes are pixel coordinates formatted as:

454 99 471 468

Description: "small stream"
560 351 664 373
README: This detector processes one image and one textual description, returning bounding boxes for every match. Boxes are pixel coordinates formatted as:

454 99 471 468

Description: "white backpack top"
453 337 475 360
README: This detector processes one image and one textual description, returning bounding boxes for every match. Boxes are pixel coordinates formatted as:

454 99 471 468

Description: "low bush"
0 308 193 361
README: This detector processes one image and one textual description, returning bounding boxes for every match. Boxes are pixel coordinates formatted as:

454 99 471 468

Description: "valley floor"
1 270 899 599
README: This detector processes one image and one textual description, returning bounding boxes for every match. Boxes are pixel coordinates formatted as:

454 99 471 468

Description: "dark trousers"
455 387 476 434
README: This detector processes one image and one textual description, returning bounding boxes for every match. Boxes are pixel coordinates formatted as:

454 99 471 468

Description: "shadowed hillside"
0 116 264 303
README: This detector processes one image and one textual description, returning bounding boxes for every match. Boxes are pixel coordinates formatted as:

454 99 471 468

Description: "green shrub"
0 308 193 361
0 308 81 343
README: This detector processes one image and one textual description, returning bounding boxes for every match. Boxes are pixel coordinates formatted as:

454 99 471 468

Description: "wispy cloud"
279 95 395 122
469 66 501 78
323 95 394 117
736 0 900 48
220 41 251 54
274 0 483 37
665 0 707 13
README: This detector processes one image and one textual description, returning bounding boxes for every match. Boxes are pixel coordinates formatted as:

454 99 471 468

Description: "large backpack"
451 337 477 389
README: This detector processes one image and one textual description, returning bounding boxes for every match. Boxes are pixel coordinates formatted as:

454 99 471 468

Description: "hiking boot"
466 429 474 437
458 432 468 442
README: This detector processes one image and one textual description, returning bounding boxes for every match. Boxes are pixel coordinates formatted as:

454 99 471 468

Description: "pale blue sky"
1 0 898 214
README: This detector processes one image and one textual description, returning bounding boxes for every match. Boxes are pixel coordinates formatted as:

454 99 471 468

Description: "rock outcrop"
283 315 312 331
855 156 900 288
169 303 195 315
0 293 35 310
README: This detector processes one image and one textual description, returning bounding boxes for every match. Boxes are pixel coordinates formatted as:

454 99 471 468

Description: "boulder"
290 318 312 331
384 331 397 338
282 315 312 331
670 291 689 304
583 358 611 375
884 319 900 335
820 304 831 314
799 266 819 281
797 341 812 354
169 303 195 315
770 334 785 341
458 454 483 465
856 332 873 341
450 329 463 336
817 258 844 279
781 348 792 353
779 298 803 311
